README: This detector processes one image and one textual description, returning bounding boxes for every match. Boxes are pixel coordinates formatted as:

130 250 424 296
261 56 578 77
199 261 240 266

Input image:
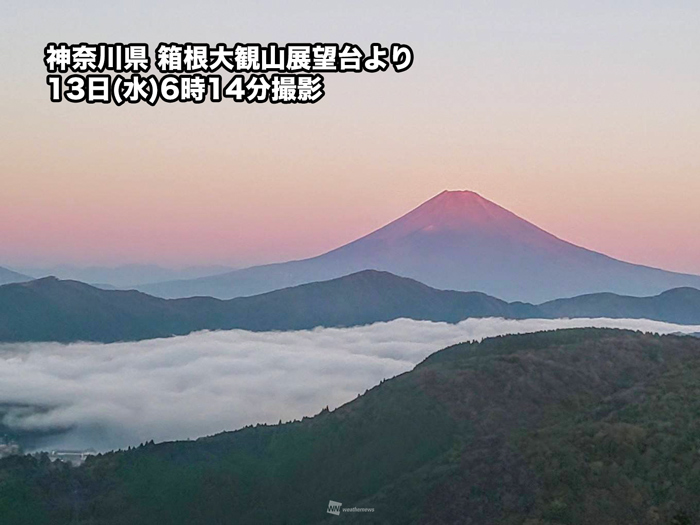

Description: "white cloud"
0 317 697 452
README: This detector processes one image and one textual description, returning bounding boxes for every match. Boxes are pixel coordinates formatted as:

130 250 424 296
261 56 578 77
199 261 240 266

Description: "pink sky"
1 2 699 274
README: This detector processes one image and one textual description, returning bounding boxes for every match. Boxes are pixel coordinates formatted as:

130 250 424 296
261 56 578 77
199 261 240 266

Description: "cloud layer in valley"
0 318 698 451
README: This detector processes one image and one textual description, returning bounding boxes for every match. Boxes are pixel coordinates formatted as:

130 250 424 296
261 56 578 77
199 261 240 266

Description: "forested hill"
0 270 535 343
2 329 700 524
1 271 700 344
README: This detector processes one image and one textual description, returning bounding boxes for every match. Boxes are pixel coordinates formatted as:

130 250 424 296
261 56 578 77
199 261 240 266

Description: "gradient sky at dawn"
1 1 699 273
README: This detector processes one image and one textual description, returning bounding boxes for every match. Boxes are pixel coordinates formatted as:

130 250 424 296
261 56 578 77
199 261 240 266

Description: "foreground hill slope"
1 272 700 343
137 191 700 302
2 329 700 524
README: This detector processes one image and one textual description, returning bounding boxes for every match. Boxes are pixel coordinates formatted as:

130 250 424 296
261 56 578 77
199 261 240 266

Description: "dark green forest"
1 329 700 524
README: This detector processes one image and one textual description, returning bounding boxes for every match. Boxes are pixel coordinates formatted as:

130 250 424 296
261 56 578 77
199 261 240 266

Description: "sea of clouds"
0 317 698 452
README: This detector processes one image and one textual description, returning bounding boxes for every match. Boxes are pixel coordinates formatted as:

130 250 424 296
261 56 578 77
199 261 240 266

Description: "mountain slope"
2 329 700 524
0 266 32 286
136 190 700 302
1 272 700 343
0 277 195 343
18 264 235 288
540 286 700 325
0 271 537 343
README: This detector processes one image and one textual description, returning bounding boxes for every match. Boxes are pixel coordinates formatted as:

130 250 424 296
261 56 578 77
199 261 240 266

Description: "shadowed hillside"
539 287 700 325
0 271 536 343
1 272 700 343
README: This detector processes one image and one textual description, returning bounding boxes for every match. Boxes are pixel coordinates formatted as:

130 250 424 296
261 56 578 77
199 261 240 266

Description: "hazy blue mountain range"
539 287 700 325
2 329 699 524
1 270 699 343
0 266 32 286
13 264 236 288
134 190 700 303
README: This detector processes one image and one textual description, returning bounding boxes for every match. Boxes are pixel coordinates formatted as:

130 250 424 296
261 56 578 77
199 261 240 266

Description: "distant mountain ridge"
1 270 699 343
540 287 700 325
135 190 700 302
0 267 32 286
15 264 235 288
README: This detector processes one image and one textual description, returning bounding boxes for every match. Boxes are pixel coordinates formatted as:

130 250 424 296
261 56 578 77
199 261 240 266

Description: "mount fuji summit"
137 191 700 302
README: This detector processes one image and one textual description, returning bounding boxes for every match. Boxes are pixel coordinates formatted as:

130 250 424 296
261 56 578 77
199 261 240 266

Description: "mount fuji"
137 191 700 302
